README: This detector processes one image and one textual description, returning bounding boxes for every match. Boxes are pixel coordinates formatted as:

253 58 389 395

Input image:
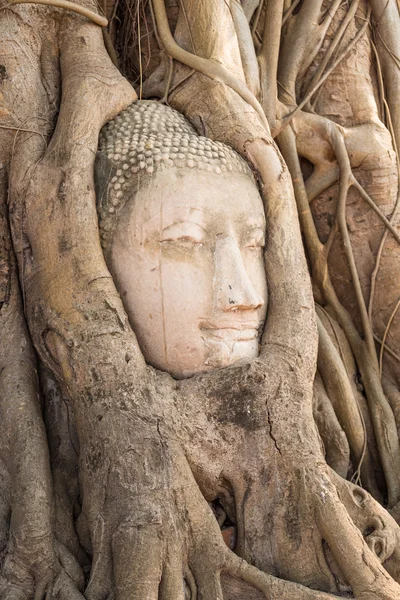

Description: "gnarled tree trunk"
1 1 400 599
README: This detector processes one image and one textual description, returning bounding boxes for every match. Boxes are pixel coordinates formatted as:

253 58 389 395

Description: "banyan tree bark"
2 0 400 598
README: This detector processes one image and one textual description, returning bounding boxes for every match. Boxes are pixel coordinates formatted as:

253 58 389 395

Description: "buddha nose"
214 235 264 311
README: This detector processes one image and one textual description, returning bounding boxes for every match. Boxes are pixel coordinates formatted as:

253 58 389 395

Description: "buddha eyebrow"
161 220 208 233
141 205 213 226
242 219 266 230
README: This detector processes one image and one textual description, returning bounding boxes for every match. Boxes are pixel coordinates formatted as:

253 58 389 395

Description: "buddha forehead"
129 169 265 239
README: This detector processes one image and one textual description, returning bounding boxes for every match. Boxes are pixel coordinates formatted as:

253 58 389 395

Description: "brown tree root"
330 469 400 571
0 113 53 600
271 1 400 506
150 0 269 129
8 0 108 27
4 1 400 599
313 371 350 478
221 555 339 600
278 123 400 507
316 475 400 600
177 352 400 598
317 314 378 494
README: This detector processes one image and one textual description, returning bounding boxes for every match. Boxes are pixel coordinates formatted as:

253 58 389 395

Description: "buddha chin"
202 332 260 371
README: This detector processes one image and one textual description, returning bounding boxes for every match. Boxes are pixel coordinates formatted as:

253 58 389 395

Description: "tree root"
257 0 284 127
278 7 371 134
317 313 376 489
8 0 108 26
150 0 269 129
223 554 339 600
4 1 400 599
278 123 400 506
330 469 400 570
0 175 53 599
380 299 400 378
313 371 350 478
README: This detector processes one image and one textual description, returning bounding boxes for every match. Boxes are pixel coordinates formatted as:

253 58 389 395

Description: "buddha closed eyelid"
160 221 207 244
243 226 266 248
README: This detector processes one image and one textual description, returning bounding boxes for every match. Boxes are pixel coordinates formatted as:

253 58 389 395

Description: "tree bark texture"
1 1 400 599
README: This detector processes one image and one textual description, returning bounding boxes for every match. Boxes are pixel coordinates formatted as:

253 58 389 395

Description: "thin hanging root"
8 0 108 26
368 190 400 332
148 0 161 47
375 334 400 363
150 0 270 131
177 0 196 54
251 0 264 39
309 2 363 110
278 8 371 135
351 176 400 243
184 569 197 600
380 298 400 378
0 124 46 138
329 129 377 364
282 0 301 25
0 123 48 158
137 6 143 99
302 0 361 102
371 41 386 122
102 29 119 67
160 56 174 104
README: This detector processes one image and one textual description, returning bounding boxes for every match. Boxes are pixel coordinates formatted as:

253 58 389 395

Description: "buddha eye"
160 222 205 246
162 236 202 246
243 227 265 250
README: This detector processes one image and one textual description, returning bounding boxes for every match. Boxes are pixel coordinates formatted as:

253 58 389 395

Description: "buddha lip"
200 322 260 340
200 321 260 330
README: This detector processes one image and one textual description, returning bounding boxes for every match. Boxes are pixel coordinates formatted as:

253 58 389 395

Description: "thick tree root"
313 372 351 478
3 1 400 599
9 0 108 27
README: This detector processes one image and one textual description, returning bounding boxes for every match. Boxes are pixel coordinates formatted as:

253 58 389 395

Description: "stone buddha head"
96 101 267 379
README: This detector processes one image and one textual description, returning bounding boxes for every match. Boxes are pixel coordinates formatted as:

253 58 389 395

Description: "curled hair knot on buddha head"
95 100 255 253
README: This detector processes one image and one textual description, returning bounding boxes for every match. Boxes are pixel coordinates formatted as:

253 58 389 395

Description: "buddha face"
109 169 268 378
